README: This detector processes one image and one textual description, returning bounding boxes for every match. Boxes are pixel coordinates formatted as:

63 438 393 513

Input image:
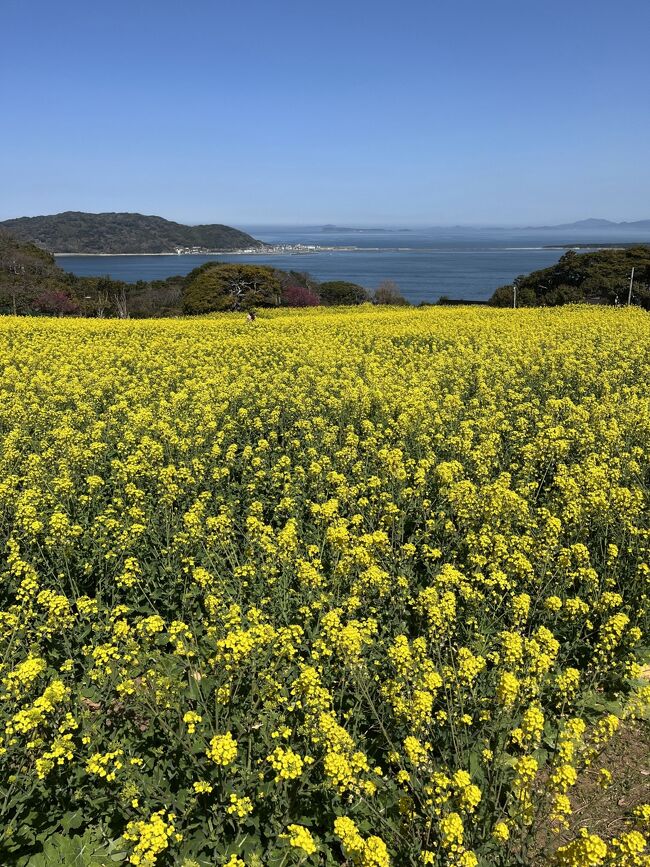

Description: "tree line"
2 229 649 316
0 229 408 317
489 246 650 309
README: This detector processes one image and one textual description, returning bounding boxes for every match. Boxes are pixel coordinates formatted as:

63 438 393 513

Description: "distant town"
172 243 360 255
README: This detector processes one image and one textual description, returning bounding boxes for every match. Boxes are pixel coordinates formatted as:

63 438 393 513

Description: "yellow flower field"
0 306 649 866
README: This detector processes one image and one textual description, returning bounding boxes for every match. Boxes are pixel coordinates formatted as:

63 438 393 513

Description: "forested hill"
489 245 650 308
0 228 68 289
0 212 268 254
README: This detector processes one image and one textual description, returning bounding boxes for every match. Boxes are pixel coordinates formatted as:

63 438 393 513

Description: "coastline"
53 250 272 257
54 252 227 257
53 245 359 257
53 245 573 257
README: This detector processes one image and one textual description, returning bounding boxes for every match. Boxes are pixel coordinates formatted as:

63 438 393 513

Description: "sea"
56 226 650 305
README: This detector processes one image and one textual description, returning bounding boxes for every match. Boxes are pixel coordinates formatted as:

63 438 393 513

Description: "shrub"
319 280 369 305
33 288 79 315
281 284 320 306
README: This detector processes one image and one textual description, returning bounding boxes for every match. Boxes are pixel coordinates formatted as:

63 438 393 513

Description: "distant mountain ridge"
525 218 650 231
0 212 268 254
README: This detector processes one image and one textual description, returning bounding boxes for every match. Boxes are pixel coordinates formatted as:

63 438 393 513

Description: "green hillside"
0 228 72 313
489 245 650 308
0 211 268 254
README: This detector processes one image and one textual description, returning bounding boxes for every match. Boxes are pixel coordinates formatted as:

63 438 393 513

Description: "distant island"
0 211 269 254
320 225 412 233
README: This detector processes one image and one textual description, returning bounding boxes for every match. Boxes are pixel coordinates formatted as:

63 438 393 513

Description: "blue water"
56 226 649 304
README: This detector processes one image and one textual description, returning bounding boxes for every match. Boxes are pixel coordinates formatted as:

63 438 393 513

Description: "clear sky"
2 0 649 226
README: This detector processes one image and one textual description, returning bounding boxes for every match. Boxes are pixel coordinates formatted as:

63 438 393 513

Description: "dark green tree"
318 280 369 305
183 264 282 313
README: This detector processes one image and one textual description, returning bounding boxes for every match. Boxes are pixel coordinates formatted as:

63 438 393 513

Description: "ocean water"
56 226 649 304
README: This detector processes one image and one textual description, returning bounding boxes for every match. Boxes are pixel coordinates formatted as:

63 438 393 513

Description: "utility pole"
513 279 518 309
627 267 635 306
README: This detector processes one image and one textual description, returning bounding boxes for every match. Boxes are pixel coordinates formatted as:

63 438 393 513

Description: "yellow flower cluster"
554 827 650 866
226 794 253 819
206 733 238 767
283 823 318 856
123 810 179 866
266 745 306 781
334 816 390 867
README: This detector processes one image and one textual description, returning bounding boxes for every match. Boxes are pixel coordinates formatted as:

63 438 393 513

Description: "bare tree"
96 288 110 318
112 284 129 318
373 280 408 305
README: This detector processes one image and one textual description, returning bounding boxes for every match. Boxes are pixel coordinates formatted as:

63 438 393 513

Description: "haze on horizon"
2 0 649 227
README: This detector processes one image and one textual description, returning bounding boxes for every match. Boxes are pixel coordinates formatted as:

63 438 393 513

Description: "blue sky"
2 0 649 225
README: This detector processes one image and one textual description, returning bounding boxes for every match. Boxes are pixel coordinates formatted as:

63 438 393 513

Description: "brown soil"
533 717 650 863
